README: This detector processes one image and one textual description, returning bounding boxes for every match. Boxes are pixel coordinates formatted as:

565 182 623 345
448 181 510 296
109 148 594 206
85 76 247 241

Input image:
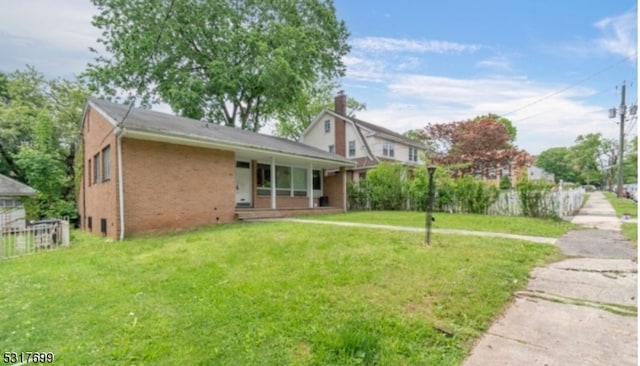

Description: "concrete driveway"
463 192 637 366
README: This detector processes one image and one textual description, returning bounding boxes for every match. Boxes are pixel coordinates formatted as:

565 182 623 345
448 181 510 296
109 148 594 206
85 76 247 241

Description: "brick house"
78 98 354 239
300 92 427 181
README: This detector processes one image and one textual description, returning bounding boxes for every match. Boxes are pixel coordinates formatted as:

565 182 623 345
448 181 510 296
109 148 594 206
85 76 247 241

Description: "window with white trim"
324 120 331 133
382 141 395 157
408 147 418 162
257 164 316 197
348 140 356 157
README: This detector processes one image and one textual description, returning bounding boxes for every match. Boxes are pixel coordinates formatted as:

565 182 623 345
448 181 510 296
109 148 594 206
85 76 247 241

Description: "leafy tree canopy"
421 114 530 176
0 66 89 218
86 0 351 132
535 147 578 184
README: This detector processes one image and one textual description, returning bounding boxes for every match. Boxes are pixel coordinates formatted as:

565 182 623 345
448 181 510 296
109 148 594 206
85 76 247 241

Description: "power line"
502 52 637 118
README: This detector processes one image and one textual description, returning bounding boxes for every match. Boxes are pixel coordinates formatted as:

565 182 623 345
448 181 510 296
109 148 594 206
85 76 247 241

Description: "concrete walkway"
463 191 637 366
261 218 557 244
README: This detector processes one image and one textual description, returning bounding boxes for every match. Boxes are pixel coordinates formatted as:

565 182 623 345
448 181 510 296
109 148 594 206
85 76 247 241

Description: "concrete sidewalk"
463 191 637 366
259 218 557 244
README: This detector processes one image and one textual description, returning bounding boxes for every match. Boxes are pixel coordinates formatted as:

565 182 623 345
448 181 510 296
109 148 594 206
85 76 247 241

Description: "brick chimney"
334 91 346 156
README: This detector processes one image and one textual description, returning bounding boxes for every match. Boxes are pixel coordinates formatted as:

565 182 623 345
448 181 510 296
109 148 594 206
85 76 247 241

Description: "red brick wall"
78 107 120 238
254 196 319 209
120 139 236 235
334 93 347 157
323 168 346 211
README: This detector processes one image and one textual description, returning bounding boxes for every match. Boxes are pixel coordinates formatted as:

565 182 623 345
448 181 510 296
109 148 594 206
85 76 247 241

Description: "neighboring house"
300 92 426 180
0 174 37 230
527 166 555 183
474 150 536 188
78 98 354 239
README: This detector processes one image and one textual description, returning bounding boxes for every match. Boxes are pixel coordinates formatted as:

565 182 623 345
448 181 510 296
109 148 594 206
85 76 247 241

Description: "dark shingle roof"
0 174 37 197
88 98 354 166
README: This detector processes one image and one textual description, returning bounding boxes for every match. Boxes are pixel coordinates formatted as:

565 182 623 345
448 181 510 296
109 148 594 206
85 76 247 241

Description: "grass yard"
602 192 638 245
1 221 561 365
300 211 577 238
603 192 638 218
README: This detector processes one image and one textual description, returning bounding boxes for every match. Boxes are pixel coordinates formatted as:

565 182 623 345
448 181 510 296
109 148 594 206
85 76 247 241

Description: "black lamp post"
425 164 436 245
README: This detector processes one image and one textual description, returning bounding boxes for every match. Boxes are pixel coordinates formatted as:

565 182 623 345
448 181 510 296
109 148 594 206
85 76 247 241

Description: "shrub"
366 163 407 210
516 181 556 218
347 179 370 210
500 174 512 190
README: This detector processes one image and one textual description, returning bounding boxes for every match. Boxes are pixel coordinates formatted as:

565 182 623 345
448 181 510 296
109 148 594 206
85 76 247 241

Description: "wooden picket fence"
487 187 585 217
1 220 70 259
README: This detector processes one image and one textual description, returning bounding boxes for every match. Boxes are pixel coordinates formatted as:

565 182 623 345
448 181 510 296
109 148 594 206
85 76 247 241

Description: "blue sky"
0 1 637 154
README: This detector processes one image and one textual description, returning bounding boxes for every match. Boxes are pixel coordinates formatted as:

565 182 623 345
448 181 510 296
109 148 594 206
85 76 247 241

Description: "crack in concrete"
484 331 550 350
516 290 637 317
557 267 637 275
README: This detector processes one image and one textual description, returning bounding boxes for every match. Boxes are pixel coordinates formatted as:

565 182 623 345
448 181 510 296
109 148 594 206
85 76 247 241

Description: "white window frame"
383 141 395 158
348 140 356 157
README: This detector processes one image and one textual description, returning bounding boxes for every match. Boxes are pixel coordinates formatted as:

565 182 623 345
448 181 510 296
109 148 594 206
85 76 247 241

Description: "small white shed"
0 174 37 230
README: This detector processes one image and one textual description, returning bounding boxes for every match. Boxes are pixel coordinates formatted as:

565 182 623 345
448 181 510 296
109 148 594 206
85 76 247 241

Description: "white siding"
301 112 335 152
367 136 420 164
345 122 366 159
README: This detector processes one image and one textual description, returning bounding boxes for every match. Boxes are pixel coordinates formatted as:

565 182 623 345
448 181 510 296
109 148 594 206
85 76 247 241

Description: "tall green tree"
536 147 579 183
0 67 89 218
567 133 604 186
86 0 350 132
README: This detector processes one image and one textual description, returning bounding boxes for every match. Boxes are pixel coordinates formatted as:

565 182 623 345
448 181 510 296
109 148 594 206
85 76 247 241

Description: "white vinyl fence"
487 187 585 218
1 220 69 259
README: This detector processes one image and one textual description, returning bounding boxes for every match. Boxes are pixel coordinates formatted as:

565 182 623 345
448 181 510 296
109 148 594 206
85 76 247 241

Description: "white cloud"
594 9 638 59
476 56 512 71
342 55 388 82
347 73 615 154
351 36 481 54
0 0 100 77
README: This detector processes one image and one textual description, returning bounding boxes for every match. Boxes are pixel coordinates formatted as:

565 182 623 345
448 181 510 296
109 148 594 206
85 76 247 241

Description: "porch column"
341 166 347 212
270 157 276 209
307 162 313 208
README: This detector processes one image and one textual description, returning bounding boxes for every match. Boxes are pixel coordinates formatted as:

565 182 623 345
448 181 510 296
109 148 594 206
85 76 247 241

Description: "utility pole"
610 82 629 198
617 82 626 198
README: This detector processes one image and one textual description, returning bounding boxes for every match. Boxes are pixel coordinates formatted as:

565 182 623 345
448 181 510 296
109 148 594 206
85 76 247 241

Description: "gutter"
116 128 125 240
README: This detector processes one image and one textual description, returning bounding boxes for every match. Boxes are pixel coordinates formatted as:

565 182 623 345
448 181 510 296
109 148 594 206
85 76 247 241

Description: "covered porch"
234 148 352 220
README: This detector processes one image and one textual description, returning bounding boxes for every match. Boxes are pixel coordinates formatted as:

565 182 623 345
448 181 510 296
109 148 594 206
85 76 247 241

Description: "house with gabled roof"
300 92 426 180
78 98 354 239
0 173 37 230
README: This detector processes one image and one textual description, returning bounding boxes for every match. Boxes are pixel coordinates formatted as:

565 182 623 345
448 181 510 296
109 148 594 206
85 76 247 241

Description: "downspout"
116 129 125 240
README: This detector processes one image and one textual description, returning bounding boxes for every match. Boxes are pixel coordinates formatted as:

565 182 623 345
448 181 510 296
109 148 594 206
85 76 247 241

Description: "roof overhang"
119 127 355 169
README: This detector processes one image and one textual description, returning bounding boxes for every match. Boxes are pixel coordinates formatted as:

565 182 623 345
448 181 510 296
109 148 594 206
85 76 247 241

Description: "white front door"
236 161 252 207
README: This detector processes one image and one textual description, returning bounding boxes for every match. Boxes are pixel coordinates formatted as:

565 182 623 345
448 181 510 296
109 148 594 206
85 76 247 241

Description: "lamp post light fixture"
425 164 436 245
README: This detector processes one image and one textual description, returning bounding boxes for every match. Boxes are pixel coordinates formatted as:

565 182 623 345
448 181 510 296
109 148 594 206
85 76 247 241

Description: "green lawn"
603 192 638 218
1 222 561 365
603 192 638 244
300 211 577 238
